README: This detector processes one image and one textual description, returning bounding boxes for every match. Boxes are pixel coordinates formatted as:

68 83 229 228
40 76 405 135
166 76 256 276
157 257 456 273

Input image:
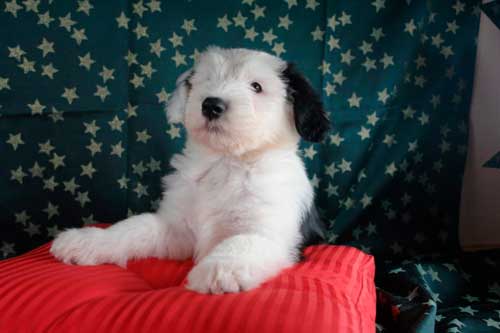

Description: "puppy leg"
50 213 194 267
186 234 295 294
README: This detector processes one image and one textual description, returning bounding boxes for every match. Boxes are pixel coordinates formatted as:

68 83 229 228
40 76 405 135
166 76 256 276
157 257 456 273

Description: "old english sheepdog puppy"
50 47 330 294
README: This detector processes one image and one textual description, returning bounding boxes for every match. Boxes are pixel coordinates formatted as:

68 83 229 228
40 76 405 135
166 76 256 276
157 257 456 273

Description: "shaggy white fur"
51 47 328 294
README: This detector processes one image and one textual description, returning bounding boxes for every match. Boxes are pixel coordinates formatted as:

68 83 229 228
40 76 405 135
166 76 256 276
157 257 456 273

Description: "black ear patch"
282 63 330 142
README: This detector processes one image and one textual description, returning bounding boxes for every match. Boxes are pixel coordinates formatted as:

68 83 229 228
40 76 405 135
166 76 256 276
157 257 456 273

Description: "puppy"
50 47 330 294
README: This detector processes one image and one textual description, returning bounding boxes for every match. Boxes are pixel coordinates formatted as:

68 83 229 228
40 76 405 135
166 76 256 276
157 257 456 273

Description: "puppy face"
167 47 329 156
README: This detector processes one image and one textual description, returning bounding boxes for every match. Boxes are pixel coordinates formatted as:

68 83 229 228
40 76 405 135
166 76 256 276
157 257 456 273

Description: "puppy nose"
202 97 226 121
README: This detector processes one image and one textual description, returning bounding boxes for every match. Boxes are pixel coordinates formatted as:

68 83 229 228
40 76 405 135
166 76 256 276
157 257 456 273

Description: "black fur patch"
282 63 331 142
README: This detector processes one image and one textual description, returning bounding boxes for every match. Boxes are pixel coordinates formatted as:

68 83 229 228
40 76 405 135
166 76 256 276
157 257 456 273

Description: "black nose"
202 97 226 121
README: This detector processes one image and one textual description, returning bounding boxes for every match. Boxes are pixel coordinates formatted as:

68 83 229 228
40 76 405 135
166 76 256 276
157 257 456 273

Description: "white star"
358 126 371 140
359 41 373 55
18 57 36 74
311 26 324 41
148 158 161 172
83 120 100 137
338 11 351 26
324 162 338 178
168 32 183 48
244 27 259 41
79 52 95 71
24 223 41 237
347 92 362 108
38 140 54 155
484 318 500 329
340 50 355 65
43 202 59 220
37 11 54 28
166 125 181 139
136 129 151 143
108 116 124 131
77 0 93 15
171 51 187 67
10 166 27 184
272 42 286 57
99 66 115 83
80 162 96 178
125 50 138 66
47 225 62 238
75 191 91 207
251 5 265 20
404 19 417 36
110 141 125 157
71 28 88 45
59 13 76 32
217 14 232 32
303 145 317 159
28 99 45 115
134 23 148 40
156 88 170 104
29 162 45 178
134 183 149 198
440 45 454 59
49 107 64 123
372 0 385 12
5 0 22 17
367 112 379 126
15 211 30 225
133 0 148 17
43 176 59 191
385 162 397 176
8 45 26 61
332 71 346 86
94 85 110 102
402 106 416 119
86 138 102 156
262 28 277 45
418 112 430 125
326 183 339 197
380 53 394 69
361 195 373 209
63 177 80 194
446 20 459 34
41 63 58 79
116 11 129 29
452 0 465 15
284 0 297 9
459 306 477 316
330 133 344 146
130 74 145 88
141 61 157 78
362 57 377 71
377 88 390 104
278 14 292 30
147 0 161 12
62 87 78 104
327 36 340 51
305 0 319 10
338 159 352 173
233 11 247 28
181 19 197 35
117 175 129 189
371 27 385 41
49 153 66 170
125 103 138 118
37 38 55 57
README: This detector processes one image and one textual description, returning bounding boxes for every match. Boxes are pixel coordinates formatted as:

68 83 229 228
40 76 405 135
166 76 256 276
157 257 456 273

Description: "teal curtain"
2 1 499 331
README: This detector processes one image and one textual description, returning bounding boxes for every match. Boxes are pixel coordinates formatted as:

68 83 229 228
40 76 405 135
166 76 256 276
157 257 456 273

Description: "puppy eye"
251 82 262 93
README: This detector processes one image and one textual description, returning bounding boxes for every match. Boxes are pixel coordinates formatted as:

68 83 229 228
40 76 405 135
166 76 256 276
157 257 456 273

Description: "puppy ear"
282 63 330 142
166 69 193 124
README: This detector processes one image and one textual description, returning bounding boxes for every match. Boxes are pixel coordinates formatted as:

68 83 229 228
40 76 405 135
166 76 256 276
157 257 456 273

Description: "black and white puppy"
51 47 330 294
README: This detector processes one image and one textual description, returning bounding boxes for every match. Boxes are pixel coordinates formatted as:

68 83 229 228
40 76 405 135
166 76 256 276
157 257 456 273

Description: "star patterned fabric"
1 0 500 332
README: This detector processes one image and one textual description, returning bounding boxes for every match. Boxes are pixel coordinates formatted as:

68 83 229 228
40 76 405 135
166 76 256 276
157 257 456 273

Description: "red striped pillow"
0 228 375 333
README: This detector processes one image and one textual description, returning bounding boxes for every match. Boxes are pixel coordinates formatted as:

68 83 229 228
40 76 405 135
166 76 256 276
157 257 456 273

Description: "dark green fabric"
1 0 498 332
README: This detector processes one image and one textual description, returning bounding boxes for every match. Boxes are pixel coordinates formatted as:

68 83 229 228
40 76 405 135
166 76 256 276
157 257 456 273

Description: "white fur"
51 47 314 294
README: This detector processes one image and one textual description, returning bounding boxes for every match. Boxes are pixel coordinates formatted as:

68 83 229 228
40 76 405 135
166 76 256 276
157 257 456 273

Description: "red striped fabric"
0 227 376 333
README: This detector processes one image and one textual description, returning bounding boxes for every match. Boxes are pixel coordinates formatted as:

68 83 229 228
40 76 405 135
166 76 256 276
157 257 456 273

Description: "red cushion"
0 225 376 333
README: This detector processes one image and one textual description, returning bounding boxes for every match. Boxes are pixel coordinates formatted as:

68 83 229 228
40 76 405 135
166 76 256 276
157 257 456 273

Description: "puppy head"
167 47 330 156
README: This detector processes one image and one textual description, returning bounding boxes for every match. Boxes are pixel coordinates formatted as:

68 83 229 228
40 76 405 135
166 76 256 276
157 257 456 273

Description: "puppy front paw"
50 227 106 266
186 258 264 294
